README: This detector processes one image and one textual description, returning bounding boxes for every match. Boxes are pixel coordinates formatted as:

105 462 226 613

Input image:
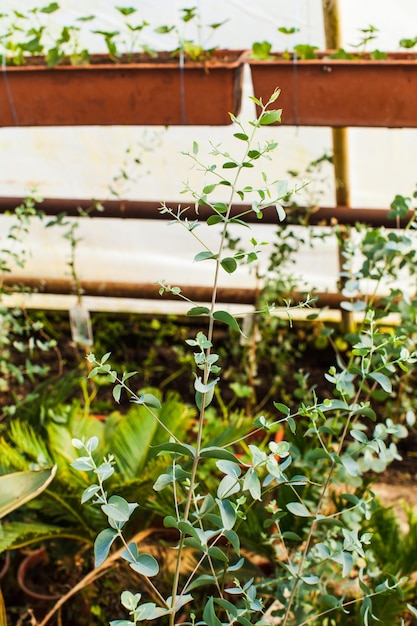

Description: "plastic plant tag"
69 303 93 346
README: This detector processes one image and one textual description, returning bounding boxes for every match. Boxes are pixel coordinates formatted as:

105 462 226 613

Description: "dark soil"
11 50 243 69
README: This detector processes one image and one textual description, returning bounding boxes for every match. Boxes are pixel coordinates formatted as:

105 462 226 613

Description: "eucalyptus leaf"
216 498 236 530
286 502 313 517
130 553 159 577
213 310 242 334
187 306 210 316
94 528 118 567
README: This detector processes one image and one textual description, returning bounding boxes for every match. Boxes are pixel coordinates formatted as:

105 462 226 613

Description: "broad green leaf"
350 429 368 443
120 542 139 563
222 161 239 169
340 551 354 577
203 597 223 626
286 502 313 517
132 393 161 409
187 306 210 316
216 498 236 530
213 202 228 212
195 388 214 410
243 467 261 500
102 495 132 522
369 372 392 393
221 257 237 274
163 515 179 529
216 460 241 477
274 402 290 416
203 184 217 194
166 594 193 611
85 437 99 453
214 599 237 616
302 575 320 585
321 595 340 609
233 133 248 141
207 215 224 226
94 528 118 567
201 447 239 462
281 531 302 541
194 251 217 262
71 456 95 471
287 416 296 433
130 553 159 577
224 529 240 555
207 546 228 562
186 574 218 592
217 475 240 499
259 109 282 125
95 462 114 482
0 466 56 519
81 484 100 504
213 310 242 333
120 590 141 610
276 203 286 221
228 557 244 572
178 521 202 543
194 376 219 393
230 217 250 228
154 442 196 458
341 456 360 477
113 384 122 403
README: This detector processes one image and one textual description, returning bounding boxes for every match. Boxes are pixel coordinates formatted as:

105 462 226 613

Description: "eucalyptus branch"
296 579 405 626
86 353 181 443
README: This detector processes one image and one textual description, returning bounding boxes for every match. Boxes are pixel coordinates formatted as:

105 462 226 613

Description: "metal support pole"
322 0 354 332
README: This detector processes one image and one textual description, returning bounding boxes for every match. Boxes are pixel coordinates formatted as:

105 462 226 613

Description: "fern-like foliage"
0 392 198 551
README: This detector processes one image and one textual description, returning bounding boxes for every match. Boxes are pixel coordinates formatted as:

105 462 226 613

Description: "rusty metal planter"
0 50 245 127
248 52 417 127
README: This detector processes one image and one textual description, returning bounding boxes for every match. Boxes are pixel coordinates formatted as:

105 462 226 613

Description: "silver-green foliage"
72 93 417 626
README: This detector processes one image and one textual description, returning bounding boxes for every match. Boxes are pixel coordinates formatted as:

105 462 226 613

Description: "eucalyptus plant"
0 195 59 419
70 92 417 626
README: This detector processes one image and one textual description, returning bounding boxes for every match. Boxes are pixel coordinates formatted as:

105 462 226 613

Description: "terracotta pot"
248 51 417 127
17 547 61 603
0 50 245 126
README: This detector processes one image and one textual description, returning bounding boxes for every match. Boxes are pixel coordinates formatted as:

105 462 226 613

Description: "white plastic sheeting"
0 0 416 313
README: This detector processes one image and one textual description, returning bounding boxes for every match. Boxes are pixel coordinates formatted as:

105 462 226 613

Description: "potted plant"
0 4 245 126
247 28 417 127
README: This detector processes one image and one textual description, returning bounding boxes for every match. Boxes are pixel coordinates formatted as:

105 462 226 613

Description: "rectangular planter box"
0 50 245 127
248 52 417 128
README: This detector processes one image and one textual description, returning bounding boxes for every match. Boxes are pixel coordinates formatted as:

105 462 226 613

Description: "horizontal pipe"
0 197 412 228
2 277 257 304
2 276 372 309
